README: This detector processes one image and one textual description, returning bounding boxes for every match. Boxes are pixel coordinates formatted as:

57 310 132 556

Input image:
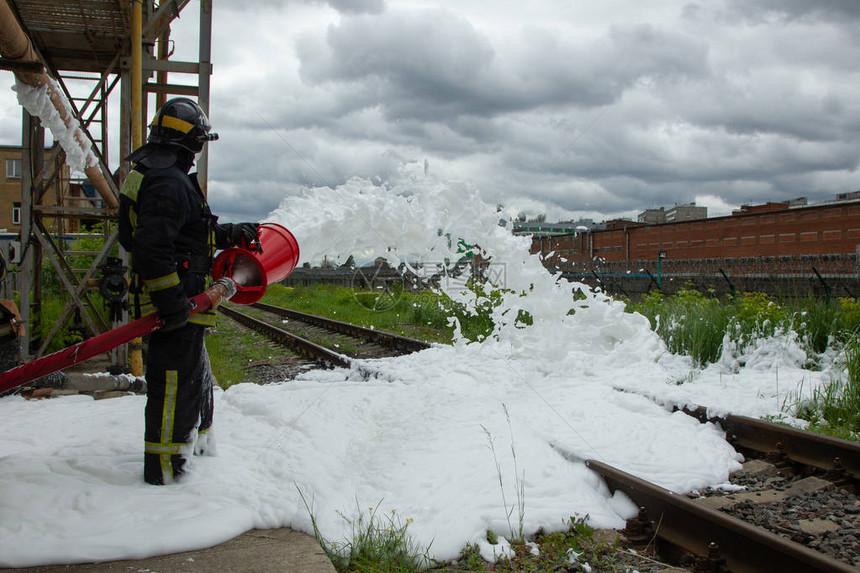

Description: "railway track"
249 302 431 355
217 303 431 377
214 311 860 569
584 405 860 572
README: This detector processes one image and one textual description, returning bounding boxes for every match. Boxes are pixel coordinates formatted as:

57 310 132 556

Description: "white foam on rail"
14 76 98 171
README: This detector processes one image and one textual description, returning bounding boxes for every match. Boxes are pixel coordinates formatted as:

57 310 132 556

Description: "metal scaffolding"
0 0 213 365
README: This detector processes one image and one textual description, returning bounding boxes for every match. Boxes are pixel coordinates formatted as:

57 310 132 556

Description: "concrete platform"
1 528 338 573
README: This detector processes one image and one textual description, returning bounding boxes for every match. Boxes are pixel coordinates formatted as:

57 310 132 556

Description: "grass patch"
262 283 509 344
206 281 501 387
299 491 433 573
204 315 280 388
441 518 668 572
263 283 451 343
32 296 90 354
496 518 618 573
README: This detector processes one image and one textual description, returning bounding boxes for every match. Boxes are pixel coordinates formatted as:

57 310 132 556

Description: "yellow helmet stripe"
155 115 194 134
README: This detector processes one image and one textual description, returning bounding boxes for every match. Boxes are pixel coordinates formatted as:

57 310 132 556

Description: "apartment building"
0 144 73 233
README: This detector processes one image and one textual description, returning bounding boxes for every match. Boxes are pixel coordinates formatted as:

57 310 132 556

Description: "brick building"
534 199 860 272
0 144 74 233
0 145 25 232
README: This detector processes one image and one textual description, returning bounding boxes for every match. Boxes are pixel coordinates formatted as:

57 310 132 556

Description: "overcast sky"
2 0 859 223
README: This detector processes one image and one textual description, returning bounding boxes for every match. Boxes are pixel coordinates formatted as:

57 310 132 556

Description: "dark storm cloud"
296 8 495 118
297 9 709 122
215 0 385 14
326 0 386 15
201 1 860 225
727 0 860 22
685 89 858 144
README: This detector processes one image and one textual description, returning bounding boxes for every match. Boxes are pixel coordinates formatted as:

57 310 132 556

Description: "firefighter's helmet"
148 97 218 154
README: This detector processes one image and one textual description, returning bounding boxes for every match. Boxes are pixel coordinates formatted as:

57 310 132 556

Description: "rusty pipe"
132 0 143 148
0 0 118 209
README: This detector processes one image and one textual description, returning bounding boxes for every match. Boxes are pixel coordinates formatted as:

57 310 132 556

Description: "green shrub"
730 291 789 344
32 296 87 353
835 297 860 341
299 493 432 573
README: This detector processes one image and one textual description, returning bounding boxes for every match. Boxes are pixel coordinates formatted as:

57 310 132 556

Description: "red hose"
0 279 235 395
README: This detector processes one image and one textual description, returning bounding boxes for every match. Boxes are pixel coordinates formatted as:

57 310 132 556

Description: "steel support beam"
32 219 113 356
197 0 213 195
18 110 36 360
142 0 192 41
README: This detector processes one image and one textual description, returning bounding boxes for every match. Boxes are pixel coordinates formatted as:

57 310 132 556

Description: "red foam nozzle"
212 222 300 304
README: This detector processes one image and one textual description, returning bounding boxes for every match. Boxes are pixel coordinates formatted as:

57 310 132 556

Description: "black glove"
229 223 262 253
159 299 192 332
150 287 193 332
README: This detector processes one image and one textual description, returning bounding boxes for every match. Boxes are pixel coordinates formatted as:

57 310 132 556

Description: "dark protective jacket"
119 149 221 484
118 152 228 326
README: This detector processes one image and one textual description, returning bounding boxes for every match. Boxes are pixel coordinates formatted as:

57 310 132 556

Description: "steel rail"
218 306 352 370
586 459 858 573
683 406 860 480
250 302 432 353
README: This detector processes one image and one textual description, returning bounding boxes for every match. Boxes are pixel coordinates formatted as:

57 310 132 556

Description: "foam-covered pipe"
0 0 118 209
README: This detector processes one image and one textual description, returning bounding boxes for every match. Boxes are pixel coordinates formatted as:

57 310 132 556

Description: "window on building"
6 158 22 179
12 202 21 225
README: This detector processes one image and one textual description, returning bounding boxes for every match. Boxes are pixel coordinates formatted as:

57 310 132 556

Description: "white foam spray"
0 163 840 567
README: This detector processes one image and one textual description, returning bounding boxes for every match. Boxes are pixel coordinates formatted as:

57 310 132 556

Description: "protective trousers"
143 323 214 485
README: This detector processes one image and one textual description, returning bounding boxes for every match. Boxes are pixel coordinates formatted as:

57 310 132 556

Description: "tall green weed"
628 289 860 368
793 334 860 440
298 490 432 573
631 289 729 366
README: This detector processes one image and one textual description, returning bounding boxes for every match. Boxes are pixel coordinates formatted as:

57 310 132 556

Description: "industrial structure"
532 198 860 298
0 0 212 368
637 202 709 224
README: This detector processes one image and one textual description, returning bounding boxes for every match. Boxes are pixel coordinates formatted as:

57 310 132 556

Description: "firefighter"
118 97 260 485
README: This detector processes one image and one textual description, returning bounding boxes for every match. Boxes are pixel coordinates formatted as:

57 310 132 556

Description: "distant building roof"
732 202 788 215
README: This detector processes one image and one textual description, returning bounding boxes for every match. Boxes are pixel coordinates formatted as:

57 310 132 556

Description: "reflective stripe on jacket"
118 163 218 326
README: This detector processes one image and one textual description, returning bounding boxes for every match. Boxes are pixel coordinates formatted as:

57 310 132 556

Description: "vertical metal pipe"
131 0 143 148
116 70 133 371
625 226 630 271
19 110 33 361
589 230 593 260
156 29 170 110
197 0 213 195
31 125 44 350
129 1 145 376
